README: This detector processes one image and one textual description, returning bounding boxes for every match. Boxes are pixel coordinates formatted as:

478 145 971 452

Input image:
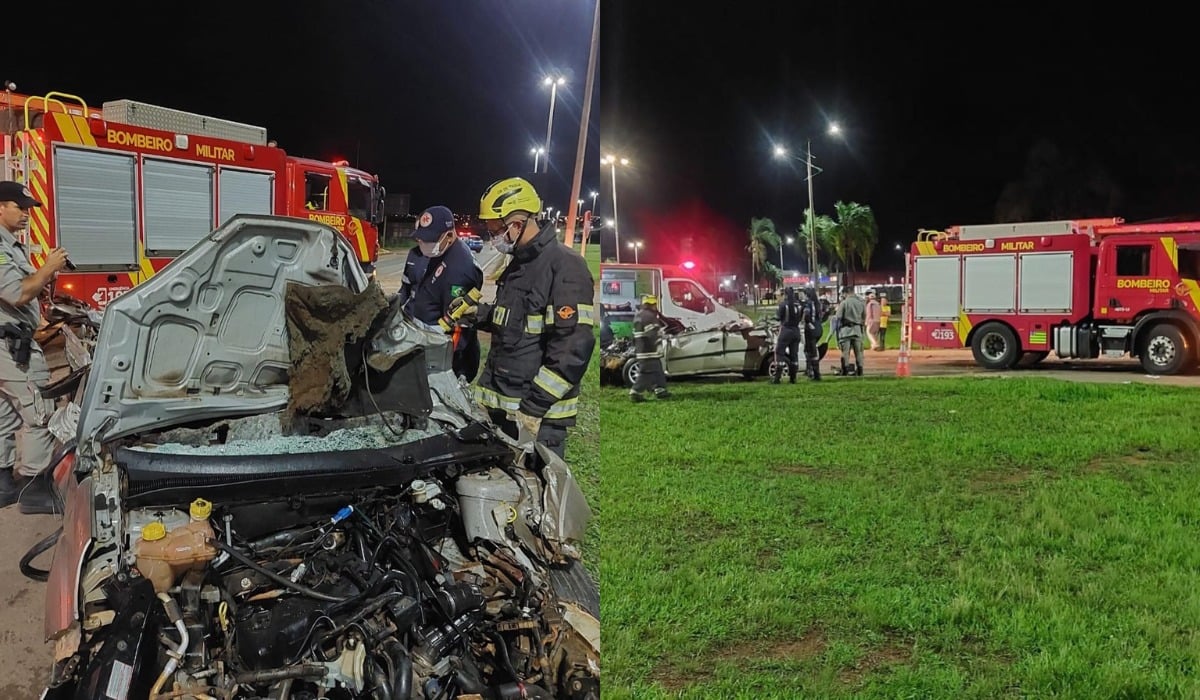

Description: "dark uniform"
398 239 483 381
773 288 802 383
802 287 823 381
630 300 669 400
475 224 596 458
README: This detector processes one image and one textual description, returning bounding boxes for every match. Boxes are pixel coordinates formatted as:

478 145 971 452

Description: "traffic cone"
895 340 911 377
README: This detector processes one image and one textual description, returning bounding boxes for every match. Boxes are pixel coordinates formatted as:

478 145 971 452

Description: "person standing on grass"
878 293 891 350
865 291 881 351
835 285 867 376
630 294 670 401
772 287 802 384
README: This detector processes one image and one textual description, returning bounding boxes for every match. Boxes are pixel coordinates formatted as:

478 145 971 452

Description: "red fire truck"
1 90 385 309
906 218 1200 375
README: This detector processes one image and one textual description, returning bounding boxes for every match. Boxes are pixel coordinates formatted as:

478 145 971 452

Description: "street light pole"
604 155 627 263
542 76 565 174
806 138 817 284
530 147 544 173
590 190 599 211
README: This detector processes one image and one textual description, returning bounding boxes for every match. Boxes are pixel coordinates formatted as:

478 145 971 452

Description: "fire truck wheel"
1139 323 1189 375
971 322 1021 370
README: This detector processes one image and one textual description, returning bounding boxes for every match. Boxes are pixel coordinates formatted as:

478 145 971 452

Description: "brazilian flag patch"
450 285 464 298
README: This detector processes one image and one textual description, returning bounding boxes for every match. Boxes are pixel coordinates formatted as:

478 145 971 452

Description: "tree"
796 211 836 278
747 217 780 305
830 201 879 275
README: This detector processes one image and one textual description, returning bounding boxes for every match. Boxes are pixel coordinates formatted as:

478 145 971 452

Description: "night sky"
7 0 599 223
600 4 1200 277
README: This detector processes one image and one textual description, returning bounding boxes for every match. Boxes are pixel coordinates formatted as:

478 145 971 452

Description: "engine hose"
208 539 347 603
20 527 62 582
488 630 523 685
366 657 394 700
387 643 413 700
496 682 553 700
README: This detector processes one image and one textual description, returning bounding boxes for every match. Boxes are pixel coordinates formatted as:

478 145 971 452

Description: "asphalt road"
1 256 1195 695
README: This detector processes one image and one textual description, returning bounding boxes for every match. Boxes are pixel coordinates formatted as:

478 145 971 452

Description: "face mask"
418 234 451 258
492 217 528 255
478 238 510 280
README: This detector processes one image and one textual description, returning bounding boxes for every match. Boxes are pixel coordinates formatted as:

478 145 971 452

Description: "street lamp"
627 240 643 264
590 190 599 211
774 121 843 285
779 235 794 273
542 75 566 174
529 146 545 172
603 154 629 262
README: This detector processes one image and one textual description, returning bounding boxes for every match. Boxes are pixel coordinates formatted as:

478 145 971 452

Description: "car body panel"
77 215 370 448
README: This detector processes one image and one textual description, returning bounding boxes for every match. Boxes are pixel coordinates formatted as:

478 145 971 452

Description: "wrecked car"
600 316 776 387
38 215 599 700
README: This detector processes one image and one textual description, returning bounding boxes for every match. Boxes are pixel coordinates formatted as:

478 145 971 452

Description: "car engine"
45 435 599 700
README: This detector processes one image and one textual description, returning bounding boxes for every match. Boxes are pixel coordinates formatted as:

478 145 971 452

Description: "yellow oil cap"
190 498 213 521
142 521 166 541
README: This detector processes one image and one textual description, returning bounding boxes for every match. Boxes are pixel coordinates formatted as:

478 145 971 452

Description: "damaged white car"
38 215 599 700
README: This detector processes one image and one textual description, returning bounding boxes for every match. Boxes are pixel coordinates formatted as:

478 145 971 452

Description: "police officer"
629 294 670 401
772 287 802 384
802 286 824 381
0 181 69 512
835 285 867 376
471 177 595 458
397 205 484 381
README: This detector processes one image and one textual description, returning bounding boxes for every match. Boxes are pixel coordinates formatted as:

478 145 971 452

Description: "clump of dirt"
285 280 388 417
650 628 828 692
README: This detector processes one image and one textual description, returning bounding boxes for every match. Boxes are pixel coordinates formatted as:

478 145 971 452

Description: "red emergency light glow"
681 260 696 270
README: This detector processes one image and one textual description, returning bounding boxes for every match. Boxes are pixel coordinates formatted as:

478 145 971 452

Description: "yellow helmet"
641 294 658 305
478 177 543 220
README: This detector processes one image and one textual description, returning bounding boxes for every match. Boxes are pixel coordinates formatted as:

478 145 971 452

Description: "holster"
0 322 34 365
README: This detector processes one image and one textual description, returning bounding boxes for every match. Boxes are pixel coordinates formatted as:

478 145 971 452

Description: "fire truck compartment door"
53 146 138 267
914 255 960 320
143 158 215 255
963 254 1016 313
1019 252 1073 313
218 168 273 225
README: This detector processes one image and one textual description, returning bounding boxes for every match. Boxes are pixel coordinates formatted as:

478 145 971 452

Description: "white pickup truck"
599 263 750 338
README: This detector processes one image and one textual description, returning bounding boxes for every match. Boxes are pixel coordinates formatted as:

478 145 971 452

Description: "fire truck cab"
1 90 385 309
908 218 1200 375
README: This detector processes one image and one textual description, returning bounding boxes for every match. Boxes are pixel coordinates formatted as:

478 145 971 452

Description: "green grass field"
600 375 1200 699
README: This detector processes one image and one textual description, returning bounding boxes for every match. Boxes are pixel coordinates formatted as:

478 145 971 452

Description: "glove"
438 288 483 332
509 410 542 442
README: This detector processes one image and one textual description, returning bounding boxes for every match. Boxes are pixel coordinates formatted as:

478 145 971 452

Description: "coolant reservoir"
135 499 218 593
456 468 523 543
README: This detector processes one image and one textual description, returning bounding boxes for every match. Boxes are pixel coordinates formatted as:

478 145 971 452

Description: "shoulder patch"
556 305 576 320
450 285 464 298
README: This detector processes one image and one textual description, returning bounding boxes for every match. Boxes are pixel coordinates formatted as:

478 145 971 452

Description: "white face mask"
418 233 452 258
493 217 528 255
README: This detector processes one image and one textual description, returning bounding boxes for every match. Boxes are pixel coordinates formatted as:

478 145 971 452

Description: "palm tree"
827 201 879 277
747 217 780 305
797 211 835 278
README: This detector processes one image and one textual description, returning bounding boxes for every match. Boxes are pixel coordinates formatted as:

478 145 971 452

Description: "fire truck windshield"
347 177 373 221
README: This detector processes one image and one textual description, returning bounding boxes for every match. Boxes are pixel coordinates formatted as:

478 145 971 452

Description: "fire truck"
1 89 385 309
906 218 1200 375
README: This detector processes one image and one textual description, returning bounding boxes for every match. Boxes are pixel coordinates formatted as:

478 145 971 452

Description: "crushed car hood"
77 215 371 448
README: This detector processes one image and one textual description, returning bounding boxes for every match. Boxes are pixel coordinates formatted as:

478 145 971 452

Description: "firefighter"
802 286 823 381
396 205 484 381
469 177 596 458
630 294 670 401
0 181 70 513
772 287 802 384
